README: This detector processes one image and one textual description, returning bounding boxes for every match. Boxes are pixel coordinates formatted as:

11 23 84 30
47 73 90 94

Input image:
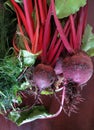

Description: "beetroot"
33 64 56 90
55 51 93 85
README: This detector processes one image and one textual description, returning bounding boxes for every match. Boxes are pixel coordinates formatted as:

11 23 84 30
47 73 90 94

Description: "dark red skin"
55 51 93 85
33 64 56 90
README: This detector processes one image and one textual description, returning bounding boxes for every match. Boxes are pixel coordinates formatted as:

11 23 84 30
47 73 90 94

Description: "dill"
0 55 22 113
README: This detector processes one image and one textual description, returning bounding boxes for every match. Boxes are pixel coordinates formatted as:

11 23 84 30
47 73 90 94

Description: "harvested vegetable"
32 64 56 91
55 51 93 85
0 0 93 126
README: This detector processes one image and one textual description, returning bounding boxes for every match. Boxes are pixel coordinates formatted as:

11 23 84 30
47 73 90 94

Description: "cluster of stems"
11 0 87 66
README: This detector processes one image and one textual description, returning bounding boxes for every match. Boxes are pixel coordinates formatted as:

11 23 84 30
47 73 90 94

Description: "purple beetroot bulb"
54 51 93 85
33 64 56 90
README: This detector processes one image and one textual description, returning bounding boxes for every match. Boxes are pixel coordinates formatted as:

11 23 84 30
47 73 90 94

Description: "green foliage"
55 0 86 19
0 2 16 58
15 0 23 4
0 52 52 124
41 90 54 95
19 50 41 66
4 0 14 11
82 24 94 56
0 55 22 112
8 106 51 126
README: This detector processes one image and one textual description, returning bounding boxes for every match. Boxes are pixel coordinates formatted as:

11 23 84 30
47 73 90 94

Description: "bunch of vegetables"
0 0 94 126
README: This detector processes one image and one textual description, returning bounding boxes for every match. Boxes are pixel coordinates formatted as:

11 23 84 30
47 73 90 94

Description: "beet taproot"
55 51 93 85
33 64 56 90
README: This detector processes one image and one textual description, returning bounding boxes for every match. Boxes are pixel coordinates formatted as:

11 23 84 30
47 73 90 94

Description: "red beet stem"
69 15 77 49
14 8 31 52
40 87 65 119
23 0 34 45
13 34 20 52
38 27 44 52
33 0 40 53
51 42 64 66
43 0 47 17
51 0 74 54
42 4 52 63
48 38 61 64
10 0 30 39
47 30 58 59
38 0 46 25
77 4 88 50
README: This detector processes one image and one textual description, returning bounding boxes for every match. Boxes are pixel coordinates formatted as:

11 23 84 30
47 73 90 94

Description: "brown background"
0 0 94 130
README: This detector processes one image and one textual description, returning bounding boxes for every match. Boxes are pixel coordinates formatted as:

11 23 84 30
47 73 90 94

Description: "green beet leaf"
8 106 52 126
41 90 54 95
82 24 94 56
55 0 86 19
19 50 41 66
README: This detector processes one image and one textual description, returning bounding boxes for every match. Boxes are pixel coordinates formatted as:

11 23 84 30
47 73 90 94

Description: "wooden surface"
0 0 94 130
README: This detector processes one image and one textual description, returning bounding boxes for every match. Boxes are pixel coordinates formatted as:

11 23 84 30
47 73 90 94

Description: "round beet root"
33 64 56 90
55 51 93 85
